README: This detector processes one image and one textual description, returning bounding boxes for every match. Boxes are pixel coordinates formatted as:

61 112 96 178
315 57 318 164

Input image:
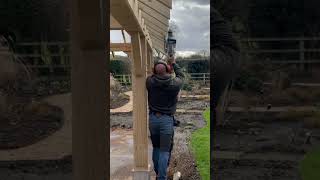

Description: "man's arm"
169 61 185 89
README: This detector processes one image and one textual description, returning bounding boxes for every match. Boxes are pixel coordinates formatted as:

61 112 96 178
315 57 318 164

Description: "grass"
300 146 320 180
190 108 210 180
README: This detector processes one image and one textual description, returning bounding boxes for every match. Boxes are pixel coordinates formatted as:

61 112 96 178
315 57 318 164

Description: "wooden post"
71 0 109 180
147 48 153 75
130 31 149 179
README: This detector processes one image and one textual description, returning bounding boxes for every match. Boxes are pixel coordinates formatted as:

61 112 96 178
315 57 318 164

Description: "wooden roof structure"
110 0 173 179
71 1 173 179
110 0 172 54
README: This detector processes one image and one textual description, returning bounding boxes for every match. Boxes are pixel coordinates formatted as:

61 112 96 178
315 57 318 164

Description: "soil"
229 86 320 107
0 155 72 180
0 101 64 149
110 99 208 179
177 100 210 110
213 113 320 180
110 93 130 109
167 115 205 180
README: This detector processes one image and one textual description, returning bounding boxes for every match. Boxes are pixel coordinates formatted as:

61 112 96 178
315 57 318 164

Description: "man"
146 57 185 180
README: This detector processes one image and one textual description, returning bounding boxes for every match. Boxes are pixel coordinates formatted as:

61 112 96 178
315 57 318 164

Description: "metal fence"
113 73 210 85
240 37 320 65
12 37 320 82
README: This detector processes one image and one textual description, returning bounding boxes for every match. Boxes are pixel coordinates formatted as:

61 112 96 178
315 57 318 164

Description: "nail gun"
165 29 176 73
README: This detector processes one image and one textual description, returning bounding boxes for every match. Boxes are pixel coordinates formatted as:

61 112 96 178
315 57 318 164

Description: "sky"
110 0 210 57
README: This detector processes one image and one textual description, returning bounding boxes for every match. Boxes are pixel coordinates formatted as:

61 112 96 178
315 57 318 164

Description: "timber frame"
71 0 172 180
110 0 173 179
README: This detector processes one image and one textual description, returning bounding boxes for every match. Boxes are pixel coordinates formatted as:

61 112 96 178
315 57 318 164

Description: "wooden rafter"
110 15 122 30
110 43 132 52
142 11 169 27
144 18 168 33
139 0 170 18
111 0 152 49
157 0 172 9
139 4 169 25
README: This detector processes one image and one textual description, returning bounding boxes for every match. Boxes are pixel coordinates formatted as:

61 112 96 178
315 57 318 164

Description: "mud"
0 156 72 180
110 98 208 179
213 113 320 180
110 93 130 109
0 102 64 149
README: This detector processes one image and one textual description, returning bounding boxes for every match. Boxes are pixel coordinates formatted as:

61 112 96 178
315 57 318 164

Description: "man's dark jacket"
146 63 185 115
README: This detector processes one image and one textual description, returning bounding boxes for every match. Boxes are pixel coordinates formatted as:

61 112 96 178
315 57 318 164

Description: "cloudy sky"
110 0 210 57
170 0 210 57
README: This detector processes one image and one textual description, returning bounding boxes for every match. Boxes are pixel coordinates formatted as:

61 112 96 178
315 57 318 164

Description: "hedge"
177 59 209 73
110 59 131 75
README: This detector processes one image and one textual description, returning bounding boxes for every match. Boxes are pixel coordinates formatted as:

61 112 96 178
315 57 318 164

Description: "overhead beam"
151 37 165 53
144 17 168 33
150 35 165 48
139 0 171 18
110 15 123 30
146 24 166 37
111 0 152 49
157 0 172 9
142 11 169 27
139 3 170 24
149 30 165 42
110 43 132 52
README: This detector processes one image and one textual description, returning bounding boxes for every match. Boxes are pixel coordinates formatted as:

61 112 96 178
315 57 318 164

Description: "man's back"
146 63 185 115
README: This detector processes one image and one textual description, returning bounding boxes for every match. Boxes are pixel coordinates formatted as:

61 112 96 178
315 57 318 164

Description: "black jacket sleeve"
172 63 185 89
211 8 240 106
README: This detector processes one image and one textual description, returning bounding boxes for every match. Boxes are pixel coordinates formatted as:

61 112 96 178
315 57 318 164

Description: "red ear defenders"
153 60 170 74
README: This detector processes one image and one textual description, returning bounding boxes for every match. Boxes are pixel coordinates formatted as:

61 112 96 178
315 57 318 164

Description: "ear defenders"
153 60 170 74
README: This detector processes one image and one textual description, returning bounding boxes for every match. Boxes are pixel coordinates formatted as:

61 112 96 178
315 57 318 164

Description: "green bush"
110 59 131 75
177 60 209 73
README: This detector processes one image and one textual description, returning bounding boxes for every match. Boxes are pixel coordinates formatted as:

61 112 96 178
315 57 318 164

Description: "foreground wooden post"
130 32 150 179
71 0 109 179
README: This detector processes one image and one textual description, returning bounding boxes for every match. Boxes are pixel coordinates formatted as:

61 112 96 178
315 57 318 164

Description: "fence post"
299 39 305 71
203 73 206 85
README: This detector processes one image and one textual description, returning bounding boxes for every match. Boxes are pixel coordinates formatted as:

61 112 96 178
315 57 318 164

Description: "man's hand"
167 56 176 65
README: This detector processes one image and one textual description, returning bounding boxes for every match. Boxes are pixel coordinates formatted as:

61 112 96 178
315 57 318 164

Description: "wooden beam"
139 0 171 18
151 39 165 53
157 0 172 9
131 32 143 76
150 31 165 42
111 0 153 49
110 43 132 52
71 0 109 180
131 32 149 178
147 48 153 75
110 15 123 30
146 23 166 37
150 35 165 47
144 18 168 33
139 3 170 24
142 11 169 27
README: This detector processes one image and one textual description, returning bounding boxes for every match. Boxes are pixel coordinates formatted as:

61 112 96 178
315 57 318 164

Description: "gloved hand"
167 56 175 74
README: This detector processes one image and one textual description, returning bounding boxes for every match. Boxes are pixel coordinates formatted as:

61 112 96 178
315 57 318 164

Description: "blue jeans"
149 113 174 180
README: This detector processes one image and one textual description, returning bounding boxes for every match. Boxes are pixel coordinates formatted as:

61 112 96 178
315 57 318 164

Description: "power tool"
165 29 176 73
